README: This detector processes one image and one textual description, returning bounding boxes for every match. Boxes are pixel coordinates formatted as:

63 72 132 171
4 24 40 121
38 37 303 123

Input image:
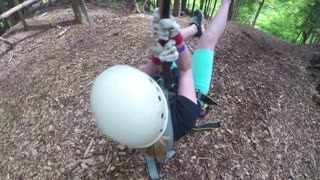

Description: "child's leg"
180 9 205 40
180 24 198 40
192 0 231 95
196 0 231 51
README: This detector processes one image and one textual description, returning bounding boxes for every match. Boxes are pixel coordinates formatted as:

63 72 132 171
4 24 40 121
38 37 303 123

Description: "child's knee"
196 33 218 51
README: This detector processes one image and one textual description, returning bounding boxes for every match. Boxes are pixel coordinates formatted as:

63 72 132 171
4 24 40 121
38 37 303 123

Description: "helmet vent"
160 129 163 132
161 113 164 119
158 96 161 101
156 87 160 92
149 78 153 83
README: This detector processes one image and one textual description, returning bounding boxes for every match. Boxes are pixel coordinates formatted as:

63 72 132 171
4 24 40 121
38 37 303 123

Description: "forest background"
0 0 319 45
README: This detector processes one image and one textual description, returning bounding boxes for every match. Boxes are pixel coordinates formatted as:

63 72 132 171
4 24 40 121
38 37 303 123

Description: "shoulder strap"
145 88 175 180
146 155 164 179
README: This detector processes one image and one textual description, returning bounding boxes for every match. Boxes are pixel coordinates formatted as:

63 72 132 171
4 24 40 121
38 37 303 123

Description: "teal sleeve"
192 49 214 95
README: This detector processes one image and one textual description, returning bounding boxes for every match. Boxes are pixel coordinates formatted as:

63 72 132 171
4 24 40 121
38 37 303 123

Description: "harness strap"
196 90 219 105
146 155 164 180
196 89 219 118
192 121 221 131
145 88 175 180
194 90 221 131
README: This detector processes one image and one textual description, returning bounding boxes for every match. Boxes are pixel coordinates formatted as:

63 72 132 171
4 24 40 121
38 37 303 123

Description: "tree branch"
0 0 40 21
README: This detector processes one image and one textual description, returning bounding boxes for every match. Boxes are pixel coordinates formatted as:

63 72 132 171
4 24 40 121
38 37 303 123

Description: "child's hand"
151 8 161 35
153 18 181 41
152 40 179 62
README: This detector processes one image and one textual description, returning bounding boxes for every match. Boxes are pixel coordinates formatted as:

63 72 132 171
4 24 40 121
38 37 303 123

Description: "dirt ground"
0 3 320 180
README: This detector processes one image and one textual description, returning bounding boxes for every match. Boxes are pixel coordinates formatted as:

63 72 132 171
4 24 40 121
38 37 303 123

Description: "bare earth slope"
0 4 319 179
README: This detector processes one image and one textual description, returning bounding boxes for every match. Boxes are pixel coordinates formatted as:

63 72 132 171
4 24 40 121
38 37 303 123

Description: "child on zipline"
142 0 232 156
90 0 232 158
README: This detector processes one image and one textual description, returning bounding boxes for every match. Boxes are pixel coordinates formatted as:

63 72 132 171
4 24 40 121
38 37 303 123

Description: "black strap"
192 121 221 131
196 90 219 105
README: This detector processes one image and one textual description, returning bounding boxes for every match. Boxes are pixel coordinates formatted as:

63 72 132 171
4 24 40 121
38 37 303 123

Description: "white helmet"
90 65 168 148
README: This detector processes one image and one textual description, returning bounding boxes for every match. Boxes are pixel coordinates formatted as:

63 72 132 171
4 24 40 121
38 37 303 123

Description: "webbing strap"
163 89 174 149
146 155 164 180
196 90 219 105
145 88 175 180
192 121 221 131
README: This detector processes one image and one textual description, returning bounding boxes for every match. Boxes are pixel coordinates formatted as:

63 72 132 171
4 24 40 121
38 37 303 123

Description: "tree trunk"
147 0 151 12
227 0 234 20
132 0 141 13
301 28 313 44
173 0 180 17
186 0 190 15
209 0 217 19
233 0 243 20
142 0 149 13
204 0 211 18
181 0 187 12
18 0 27 14
309 32 316 44
12 0 29 30
8 0 20 21
315 32 320 44
200 0 204 10
252 0 265 27
294 28 304 43
191 0 196 15
294 12 317 43
71 0 90 24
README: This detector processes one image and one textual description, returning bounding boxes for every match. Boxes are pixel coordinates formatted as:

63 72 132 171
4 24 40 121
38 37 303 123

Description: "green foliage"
110 2 119 10
236 0 320 44
34 10 41 16
0 21 5 28
236 0 257 23
3 0 9 7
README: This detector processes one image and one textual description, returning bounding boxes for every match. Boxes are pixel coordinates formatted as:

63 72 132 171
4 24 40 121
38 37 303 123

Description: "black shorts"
170 95 201 141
